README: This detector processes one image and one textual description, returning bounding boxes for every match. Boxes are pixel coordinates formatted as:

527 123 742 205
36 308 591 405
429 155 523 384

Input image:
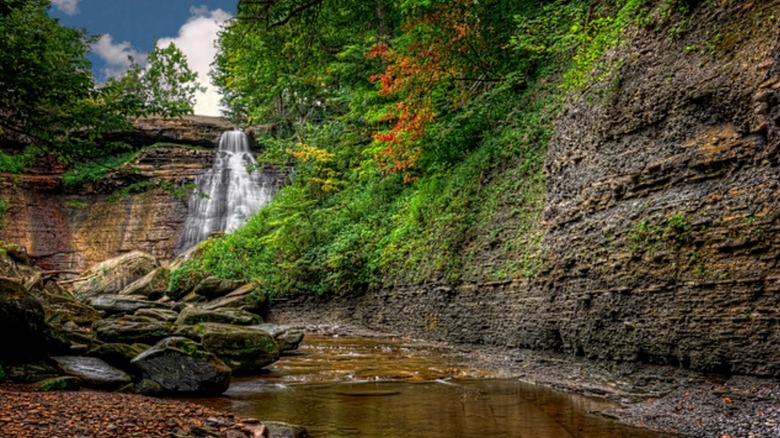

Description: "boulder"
264 421 309 438
167 243 205 271
0 278 65 360
176 306 262 326
36 284 103 327
134 308 179 322
192 277 245 300
175 323 280 373
88 343 150 368
93 318 175 345
119 267 170 300
0 251 21 279
71 251 160 299
85 295 174 315
51 356 132 388
53 321 98 352
130 337 232 395
202 283 266 313
5 244 34 266
33 376 82 392
251 324 304 352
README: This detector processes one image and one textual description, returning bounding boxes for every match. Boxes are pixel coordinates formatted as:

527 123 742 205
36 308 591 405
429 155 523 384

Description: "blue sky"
50 0 237 116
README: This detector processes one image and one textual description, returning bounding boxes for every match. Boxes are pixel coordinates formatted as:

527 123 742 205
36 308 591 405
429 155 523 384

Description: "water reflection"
190 335 670 438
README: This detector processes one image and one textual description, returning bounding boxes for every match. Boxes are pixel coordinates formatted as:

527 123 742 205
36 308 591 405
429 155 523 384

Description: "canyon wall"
0 145 215 271
271 2 780 376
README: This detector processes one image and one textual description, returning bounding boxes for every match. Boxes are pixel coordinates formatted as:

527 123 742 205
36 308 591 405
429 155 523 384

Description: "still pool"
188 334 670 437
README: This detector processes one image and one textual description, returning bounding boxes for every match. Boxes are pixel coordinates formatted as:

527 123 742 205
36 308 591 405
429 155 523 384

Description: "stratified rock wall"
0 146 215 271
271 2 780 377
539 1 780 374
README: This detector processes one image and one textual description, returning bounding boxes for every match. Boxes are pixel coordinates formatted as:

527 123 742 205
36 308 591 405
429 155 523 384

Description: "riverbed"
189 333 671 437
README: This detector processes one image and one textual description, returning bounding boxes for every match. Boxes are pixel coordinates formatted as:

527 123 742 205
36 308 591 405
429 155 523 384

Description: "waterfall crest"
176 130 274 253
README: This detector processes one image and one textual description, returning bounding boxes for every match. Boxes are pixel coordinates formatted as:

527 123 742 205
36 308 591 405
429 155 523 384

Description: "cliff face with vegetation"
272 1 780 377
540 2 780 373
0 119 222 271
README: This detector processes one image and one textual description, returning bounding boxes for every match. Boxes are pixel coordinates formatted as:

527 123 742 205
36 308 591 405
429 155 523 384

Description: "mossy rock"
88 342 150 368
0 278 66 360
34 376 81 392
130 337 231 395
71 251 160 300
175 323 280 374
119 267 171 300
175 307 262 326
93 318 175 345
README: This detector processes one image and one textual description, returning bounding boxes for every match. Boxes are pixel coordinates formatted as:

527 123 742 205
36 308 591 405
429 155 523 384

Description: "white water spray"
176 130 275 253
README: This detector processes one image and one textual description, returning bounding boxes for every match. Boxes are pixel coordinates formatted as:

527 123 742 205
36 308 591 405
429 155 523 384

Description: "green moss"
64 200 88 208
0 148 36 173
35 377 70 392
62 150 138 188
172 338 201 356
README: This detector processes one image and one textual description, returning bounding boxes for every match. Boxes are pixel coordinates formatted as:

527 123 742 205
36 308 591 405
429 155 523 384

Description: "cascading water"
176 130 275 253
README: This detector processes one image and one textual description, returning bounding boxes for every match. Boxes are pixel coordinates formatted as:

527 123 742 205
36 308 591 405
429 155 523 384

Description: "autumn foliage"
367 0 498 181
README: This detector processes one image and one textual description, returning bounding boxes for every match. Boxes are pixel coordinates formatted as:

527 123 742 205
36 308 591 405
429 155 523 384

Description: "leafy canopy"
0 0 204 163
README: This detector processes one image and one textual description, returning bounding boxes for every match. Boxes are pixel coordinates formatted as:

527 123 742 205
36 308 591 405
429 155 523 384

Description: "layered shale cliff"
273 1 780 377
0 116 243 271
0 145 215 271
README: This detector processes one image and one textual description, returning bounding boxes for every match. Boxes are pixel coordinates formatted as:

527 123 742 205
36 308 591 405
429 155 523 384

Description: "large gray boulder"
202 283 267 314
119 267 170 300
85 295 174 315
0 278 66 360
71 251 160 300
130 337 232 395
192 277 245 300
87 342 150 368
93 318 175 345
175 323 280 374
175 306 262 326
251 324 304 352
51 356 132 388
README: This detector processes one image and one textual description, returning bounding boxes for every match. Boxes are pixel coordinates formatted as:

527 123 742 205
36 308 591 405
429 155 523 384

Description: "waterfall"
175 130 275 253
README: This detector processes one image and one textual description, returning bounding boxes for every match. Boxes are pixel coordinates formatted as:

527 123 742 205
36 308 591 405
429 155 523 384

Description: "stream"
188 334 669 437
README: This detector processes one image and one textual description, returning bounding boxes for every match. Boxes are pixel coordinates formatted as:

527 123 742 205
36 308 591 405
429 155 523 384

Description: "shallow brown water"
190 335 669 438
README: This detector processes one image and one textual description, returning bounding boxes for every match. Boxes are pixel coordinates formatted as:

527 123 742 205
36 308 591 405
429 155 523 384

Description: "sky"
49 0 236 116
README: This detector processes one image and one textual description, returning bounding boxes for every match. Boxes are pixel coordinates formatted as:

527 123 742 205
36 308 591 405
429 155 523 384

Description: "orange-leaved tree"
366 0 507 182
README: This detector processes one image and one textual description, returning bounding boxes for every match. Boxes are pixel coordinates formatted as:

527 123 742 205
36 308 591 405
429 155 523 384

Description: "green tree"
0 0 100 158
0 1 205 163
106 42 205 117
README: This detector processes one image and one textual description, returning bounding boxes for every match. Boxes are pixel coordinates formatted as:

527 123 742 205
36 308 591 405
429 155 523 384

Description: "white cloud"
51 0 80 15
91 34 147 80
157 7 232 117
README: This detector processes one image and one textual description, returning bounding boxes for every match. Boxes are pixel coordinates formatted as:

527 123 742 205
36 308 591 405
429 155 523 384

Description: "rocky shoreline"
0 245 307 437
269 309 780 438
